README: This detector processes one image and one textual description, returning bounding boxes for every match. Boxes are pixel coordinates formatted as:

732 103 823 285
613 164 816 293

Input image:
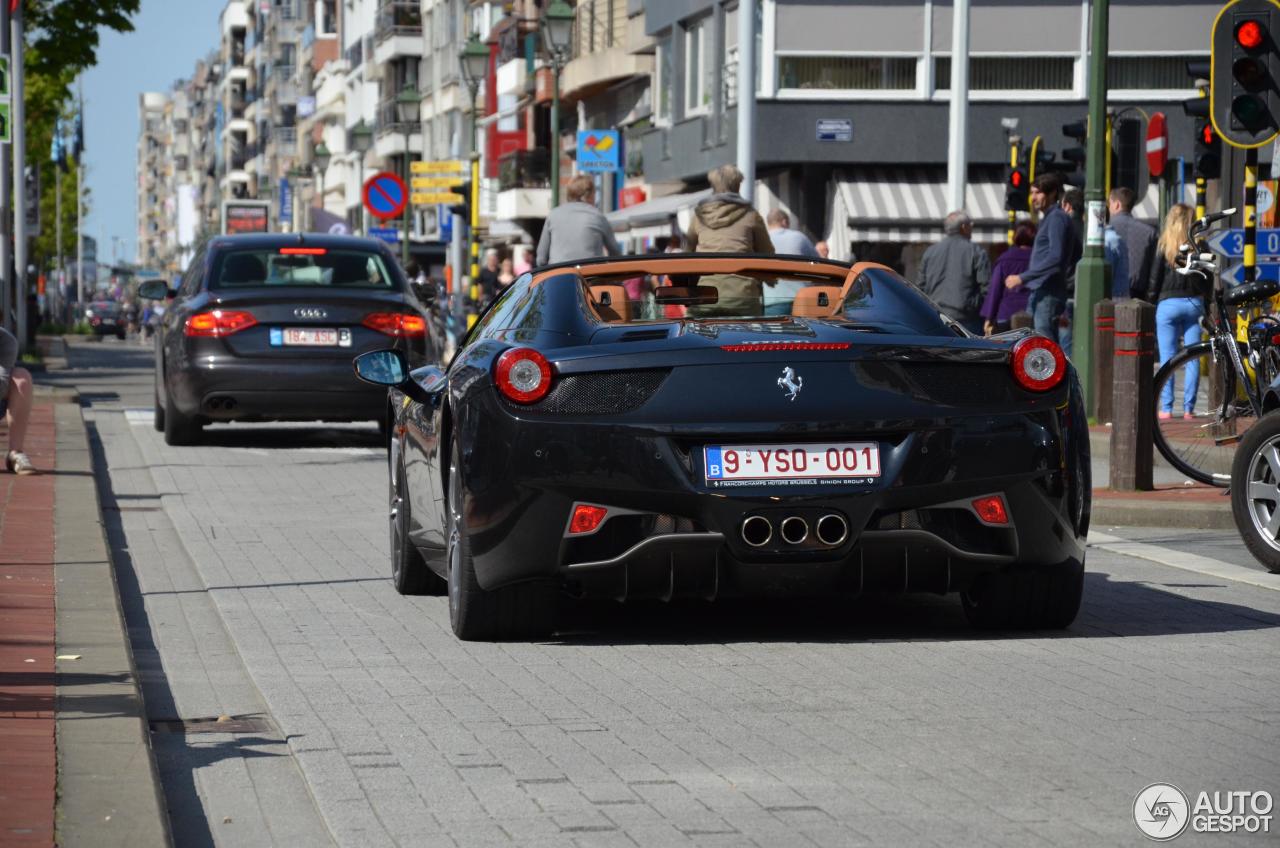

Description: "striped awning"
836 168 1169 246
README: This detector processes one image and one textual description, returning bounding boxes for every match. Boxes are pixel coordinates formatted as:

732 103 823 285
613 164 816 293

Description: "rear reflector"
971 496 1009 525
185 310 258 337
362 313 427 338
568 504 608 535
279 247 327 255
720 342 851 352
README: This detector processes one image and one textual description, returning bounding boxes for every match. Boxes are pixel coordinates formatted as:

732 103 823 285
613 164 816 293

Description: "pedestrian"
917 210 991 335
684 164 773 317
478 249 501 302
0 326 35 475
765 209 819 257
1108 186 1158 300
980 221 1036 335
686 165 773 254
497 257 516 291
535 175 622 266
1005 173 1079 341
1147 203 1210 420
512 245 532 277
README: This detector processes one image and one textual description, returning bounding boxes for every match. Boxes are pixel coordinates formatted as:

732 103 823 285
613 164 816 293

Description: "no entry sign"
1146 112 1168 179
363 171 408 221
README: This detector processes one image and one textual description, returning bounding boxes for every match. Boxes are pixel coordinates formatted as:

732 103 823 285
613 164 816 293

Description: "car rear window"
209 248 397 290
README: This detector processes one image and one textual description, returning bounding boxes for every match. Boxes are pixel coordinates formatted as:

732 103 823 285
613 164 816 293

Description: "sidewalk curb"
52 399 171 847
1088 430 1233 529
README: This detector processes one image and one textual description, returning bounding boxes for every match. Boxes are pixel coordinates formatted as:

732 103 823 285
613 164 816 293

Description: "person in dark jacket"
1109 187 1158 299
1006 173 1079 341
1148 203 1210 419
918 210 991 334
980 221 1036 335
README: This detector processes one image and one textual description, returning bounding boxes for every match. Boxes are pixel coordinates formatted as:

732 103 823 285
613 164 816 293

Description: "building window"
778 56 916 91
655 32 673 124
934 56 1074 91
316 0 337 36
1108 55 1204 90
685 17 711 115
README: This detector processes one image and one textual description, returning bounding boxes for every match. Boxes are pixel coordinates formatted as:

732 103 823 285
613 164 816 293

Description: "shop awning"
607 189 713 242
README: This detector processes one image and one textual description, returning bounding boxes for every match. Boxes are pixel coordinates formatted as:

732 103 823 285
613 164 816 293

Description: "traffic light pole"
1245 146 1259 283
1072 0 1109 416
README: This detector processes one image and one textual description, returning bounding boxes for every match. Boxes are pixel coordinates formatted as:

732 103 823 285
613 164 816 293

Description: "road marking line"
124 408 154 425
1089 531 1280 592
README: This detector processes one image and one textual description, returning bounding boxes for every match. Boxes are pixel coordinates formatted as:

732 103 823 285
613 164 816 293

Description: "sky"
83 0 227 265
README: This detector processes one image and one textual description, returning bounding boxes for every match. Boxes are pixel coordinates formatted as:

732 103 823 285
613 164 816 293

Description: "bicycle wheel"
1151 341 1257 487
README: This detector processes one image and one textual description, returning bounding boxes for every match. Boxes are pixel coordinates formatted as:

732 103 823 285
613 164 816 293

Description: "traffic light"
447 180 472 221
1194 119 1223 178
1005 166 1029 211
1210 0 1280 148
1062 119 1088 179
1112 117 1142 192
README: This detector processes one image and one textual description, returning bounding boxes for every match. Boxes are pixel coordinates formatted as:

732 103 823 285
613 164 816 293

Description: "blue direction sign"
1224 262 1280 286
577 129 621 173
363 171 409 221
1207 228 1280 260
369 226 400 245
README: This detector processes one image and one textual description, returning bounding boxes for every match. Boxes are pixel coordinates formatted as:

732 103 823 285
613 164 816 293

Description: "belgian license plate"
271 327 351 347
101 318 116 325
703 441 881 486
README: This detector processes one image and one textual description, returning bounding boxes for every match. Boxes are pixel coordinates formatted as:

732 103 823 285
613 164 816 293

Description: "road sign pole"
468 152 480 327
1196 175 1207 219
0 5 10 333
1073 0 1110 416
1245 146 1260 283
12 3 26 349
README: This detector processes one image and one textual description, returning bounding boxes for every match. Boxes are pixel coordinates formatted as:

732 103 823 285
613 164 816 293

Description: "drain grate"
149 715 272 735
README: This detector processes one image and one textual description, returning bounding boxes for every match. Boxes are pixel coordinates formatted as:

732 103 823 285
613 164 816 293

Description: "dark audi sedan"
141 233 441 445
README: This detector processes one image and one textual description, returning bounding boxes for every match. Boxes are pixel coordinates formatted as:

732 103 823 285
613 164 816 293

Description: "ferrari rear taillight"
363 312 426 338
1011 336 1066 392
184 310 258 337
495 347 553 404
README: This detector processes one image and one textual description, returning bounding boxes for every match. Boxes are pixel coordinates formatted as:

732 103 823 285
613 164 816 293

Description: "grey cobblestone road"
51 338 1280 847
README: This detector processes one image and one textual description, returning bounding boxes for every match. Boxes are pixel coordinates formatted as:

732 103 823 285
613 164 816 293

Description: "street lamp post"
541 1 575 208
351 120 374 236
395 84 421 268
313 141 331 231
287 165 310 232
460 36 489 320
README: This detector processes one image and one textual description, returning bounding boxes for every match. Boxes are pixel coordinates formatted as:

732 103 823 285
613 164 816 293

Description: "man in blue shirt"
1006 173 1080 340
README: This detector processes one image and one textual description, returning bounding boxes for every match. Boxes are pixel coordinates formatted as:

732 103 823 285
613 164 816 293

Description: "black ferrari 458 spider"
354 255 1091 641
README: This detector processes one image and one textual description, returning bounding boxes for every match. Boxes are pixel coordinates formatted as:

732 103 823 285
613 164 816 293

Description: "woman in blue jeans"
1147 204 1210 419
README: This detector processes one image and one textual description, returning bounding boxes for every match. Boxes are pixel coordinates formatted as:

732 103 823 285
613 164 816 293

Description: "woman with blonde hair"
1147 203 1210 420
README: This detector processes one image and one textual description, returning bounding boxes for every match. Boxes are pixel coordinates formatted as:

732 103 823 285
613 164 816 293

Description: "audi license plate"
270 327 352 347
704 442 881 487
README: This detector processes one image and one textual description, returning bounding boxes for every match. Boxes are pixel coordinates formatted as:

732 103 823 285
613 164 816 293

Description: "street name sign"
412 176 464 189
817 118 853 142
369 226 400 245
411 160 466 174
412 192 464 205
363 171 408 221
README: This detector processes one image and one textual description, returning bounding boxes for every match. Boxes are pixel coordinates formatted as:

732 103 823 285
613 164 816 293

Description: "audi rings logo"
293 307 327 320
1134 783 1190 841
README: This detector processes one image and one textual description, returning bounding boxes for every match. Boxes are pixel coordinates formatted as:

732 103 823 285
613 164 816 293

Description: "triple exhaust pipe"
740 513 849 549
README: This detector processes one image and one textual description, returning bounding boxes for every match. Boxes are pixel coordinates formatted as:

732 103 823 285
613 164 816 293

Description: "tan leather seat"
790 285 844 318
590 284 630 323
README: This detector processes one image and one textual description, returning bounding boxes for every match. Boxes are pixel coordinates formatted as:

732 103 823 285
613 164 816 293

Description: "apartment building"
136 92 169 269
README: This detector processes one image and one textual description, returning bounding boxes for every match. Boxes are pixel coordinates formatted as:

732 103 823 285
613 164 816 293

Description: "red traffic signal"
1203 122 1215 145
1010 170 1023 188
1237 18 1265 48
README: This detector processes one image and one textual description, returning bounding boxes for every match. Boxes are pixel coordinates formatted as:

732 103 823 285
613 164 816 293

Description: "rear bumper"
451 381 1091 598
167 355 386 422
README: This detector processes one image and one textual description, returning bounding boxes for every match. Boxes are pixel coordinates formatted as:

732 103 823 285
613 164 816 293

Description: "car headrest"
791 285 843 318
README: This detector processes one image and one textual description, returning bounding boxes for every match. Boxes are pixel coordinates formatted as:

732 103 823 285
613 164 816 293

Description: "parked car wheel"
961 560 1084 630
1231 412 1280 573
446 442 555 641
153 384 165 433
390 449 446 595
163 387 203 446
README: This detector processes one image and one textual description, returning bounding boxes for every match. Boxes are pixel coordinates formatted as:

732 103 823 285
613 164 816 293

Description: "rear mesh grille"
858 361 1017 406
517 369 670 415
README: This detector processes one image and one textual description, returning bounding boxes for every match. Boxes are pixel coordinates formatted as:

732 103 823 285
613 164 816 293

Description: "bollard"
1093 299 1115 423
1010 311 1033 331
1109 299 1155 491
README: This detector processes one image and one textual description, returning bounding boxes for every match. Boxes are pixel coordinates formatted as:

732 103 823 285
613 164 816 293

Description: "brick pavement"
0 400 56 847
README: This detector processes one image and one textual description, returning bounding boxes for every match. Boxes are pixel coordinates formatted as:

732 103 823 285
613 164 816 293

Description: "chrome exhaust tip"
815 514 849 547
779 516 809 545
741 515 772 548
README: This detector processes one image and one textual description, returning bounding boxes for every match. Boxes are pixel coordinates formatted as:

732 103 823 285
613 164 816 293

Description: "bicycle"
1151 208 1280 487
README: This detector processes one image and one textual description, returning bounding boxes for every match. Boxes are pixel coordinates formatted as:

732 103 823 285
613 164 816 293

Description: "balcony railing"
377 97 419 136
572 0 625 58
345 39 363 69
498 149 549 191
376 0 422 42
274 126 297 146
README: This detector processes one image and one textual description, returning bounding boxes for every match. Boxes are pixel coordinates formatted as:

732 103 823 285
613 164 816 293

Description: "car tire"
446 442 556 641
960 559 1084 630
1230 412 1280 573
116 329 126 341
390 451 446 595
163 386 202 446
153 384 166 432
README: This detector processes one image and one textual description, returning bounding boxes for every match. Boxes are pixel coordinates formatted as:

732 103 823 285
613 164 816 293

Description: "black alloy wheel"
390 448 446 595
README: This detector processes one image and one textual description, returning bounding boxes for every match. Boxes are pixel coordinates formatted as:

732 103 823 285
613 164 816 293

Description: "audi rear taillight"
185 310 258 337
363 312 426 338
1011 335 1066 392
495 347 553 404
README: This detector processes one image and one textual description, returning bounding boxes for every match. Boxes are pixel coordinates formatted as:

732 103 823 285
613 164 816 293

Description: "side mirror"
138 280 170 300
411 281 438 303
353 349 409 386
